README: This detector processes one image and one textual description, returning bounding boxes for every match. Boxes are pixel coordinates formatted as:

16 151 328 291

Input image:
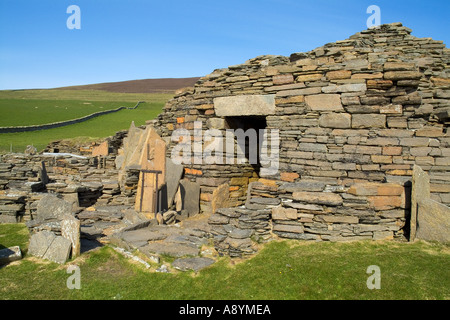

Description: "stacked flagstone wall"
153 23 449 248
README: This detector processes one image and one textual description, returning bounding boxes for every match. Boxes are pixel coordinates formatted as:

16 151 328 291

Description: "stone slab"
28 230 56 258
43 236 72 264
61 217 81 257
179 179 200 216
410 165 430 241
211 183 230 214
0 246 22 265
305 94 343 111
35 194 73 222
165 157 184 208
213 94 276 117
172 257 215 272
139 242 199 258
416 199 450 243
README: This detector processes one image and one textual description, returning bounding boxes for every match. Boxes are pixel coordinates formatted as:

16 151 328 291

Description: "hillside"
56 77 201 93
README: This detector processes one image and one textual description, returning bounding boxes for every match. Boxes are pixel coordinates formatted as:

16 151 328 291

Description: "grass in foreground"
0 224 448 300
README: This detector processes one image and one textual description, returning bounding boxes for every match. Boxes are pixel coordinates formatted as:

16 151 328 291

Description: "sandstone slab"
292 192 343 206
319 113 351 128
410 165 430 241
416 199 450 243
214 94 276 117
305 94 343 111
172 257 215 272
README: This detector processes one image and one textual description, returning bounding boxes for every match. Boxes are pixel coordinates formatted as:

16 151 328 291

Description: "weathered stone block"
206 118 226 129
0 246 22 265
410 165 430 241
298 143 327 153
280 172 300 182
326 70 352 80
305 94 343 111
292 192 343 206
296 73 323 82
272 206 297 220
319 113 351 128
380 104 402 115
61 217 80 258
273 223 304 234
28 230 56 258
214 94 276 116
416 199 450 243
320 215 359 224
415 127 444 137
367 80 394 89
212 183 230 214
43 236 72 264
272 74 294 85
383 62 416 71
322 83 367 93
368 196 402 211
384 71 422 80
352 114 386 129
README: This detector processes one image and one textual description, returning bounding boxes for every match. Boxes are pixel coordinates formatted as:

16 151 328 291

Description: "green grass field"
0 224 448 300
0 99 135 127
0 90 173 153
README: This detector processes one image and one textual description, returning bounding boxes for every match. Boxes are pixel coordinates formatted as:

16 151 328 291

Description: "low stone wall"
0 153 133 223
152 23 449 249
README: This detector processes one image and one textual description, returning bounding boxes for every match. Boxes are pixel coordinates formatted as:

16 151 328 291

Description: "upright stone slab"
35 194 73 222
92 141 109 157
213 94 276 116
416 199 450 243
211 183 230 214
179 179 200 216
135 127 166 215
61 217 81 258
410 165 430 241
165 157 184 208
28 230 56 258
43 236 72 264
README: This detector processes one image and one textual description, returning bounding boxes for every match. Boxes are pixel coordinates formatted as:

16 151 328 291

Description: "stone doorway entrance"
225 115 267 178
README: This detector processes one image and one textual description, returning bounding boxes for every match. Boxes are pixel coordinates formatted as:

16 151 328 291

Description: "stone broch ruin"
0 23 449 267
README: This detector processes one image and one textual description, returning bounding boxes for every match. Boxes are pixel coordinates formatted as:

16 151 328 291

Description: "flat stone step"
139 242 200 258
172 257 215 272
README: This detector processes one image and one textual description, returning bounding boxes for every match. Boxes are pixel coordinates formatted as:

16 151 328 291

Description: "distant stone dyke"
0 101 145 133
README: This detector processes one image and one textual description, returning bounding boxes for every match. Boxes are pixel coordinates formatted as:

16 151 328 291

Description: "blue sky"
0 0 449 90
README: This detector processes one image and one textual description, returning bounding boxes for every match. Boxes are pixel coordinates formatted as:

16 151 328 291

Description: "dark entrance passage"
224 116 267 176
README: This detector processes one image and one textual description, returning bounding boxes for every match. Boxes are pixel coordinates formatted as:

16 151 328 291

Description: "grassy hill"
56 77 200 93
0 77 200 153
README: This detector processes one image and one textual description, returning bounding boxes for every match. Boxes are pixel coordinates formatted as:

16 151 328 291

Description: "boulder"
0 246 22 265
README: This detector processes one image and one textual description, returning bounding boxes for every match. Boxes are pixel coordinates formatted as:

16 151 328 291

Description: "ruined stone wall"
155 23 449 245
0 153 129 223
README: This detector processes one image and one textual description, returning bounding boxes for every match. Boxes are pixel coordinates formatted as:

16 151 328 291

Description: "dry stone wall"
1 23 448 257
154 23 449 249
0 153 130 223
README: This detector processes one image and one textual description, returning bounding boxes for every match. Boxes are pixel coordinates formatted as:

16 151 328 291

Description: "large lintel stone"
213 94 276 117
